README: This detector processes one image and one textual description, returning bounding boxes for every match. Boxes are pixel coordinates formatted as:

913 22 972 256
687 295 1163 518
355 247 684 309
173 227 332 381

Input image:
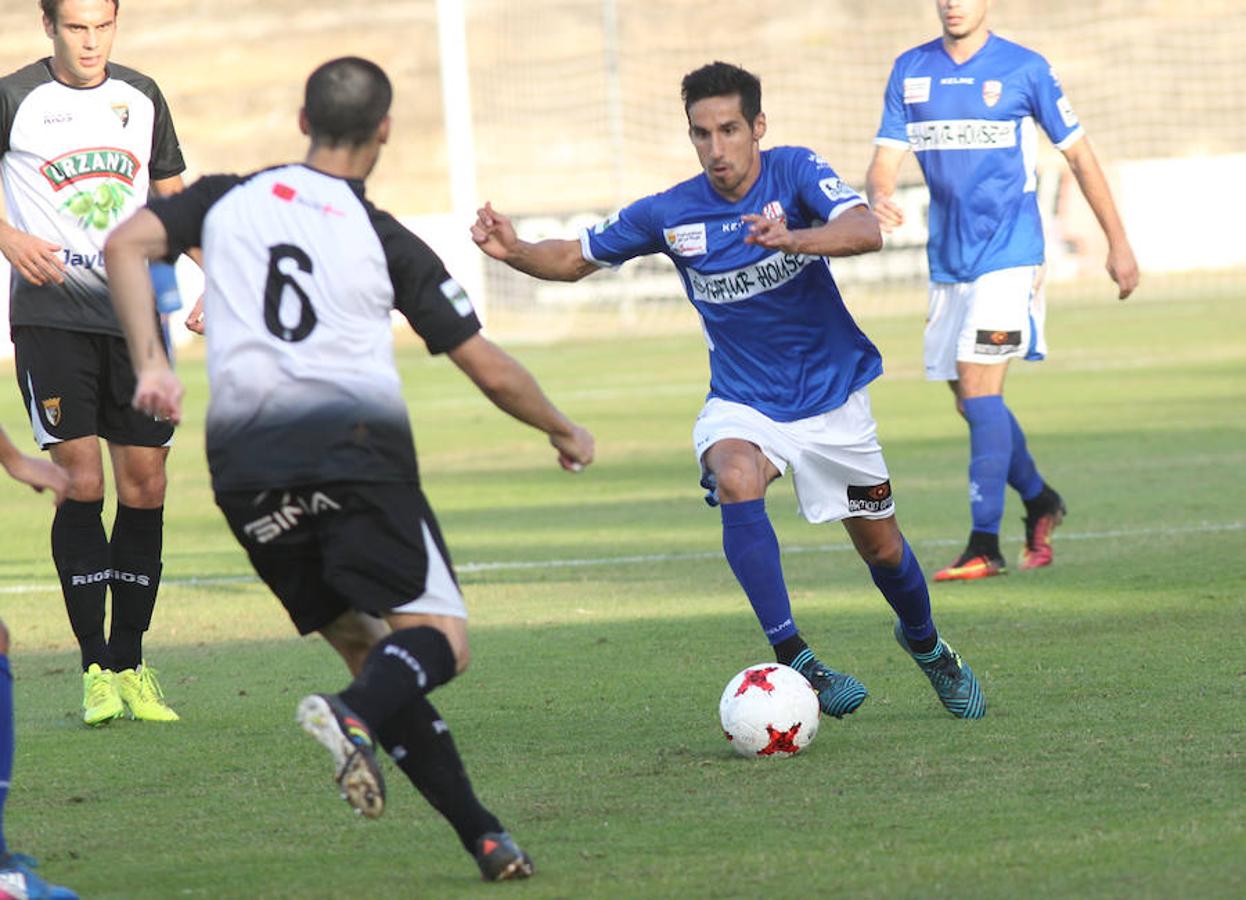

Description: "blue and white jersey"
580 146 881 422
875 34 1084 283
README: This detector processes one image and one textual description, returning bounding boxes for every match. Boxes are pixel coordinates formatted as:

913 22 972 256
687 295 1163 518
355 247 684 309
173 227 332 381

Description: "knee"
712 460 768 503
128 471 168 508
857 530 906 568
68 468 106 502
454 643 471 675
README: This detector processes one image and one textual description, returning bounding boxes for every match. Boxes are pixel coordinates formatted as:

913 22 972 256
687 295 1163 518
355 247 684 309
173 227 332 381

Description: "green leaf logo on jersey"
61 181 134 230
40 147 140 191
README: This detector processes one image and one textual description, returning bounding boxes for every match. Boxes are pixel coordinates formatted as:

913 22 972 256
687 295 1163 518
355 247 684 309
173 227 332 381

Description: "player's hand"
1107 243 1139 301
0 228 65 285
741 214 796 252
470 202 519 261
550 423 595 473
132 366 185 426
185 295 205 334
869 196 905 233
2 453 70 506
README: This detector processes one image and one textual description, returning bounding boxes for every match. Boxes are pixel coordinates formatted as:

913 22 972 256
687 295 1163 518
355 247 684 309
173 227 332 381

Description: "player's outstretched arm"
0 218 65 286
743 204 882 257
0 426 70 505
865 144 909 234
103 209 186 424
1062 138 1139 300
448 333 595 472
471 201 598 282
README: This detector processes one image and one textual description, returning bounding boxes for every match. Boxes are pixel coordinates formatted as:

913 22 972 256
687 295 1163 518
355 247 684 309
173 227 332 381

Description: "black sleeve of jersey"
109 64 186 181
147 83 186 181
367 205 482 355
0 62 54 156
146 174 242 258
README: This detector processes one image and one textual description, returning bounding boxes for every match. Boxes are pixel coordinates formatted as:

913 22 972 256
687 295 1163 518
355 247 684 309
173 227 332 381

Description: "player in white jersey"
105 57 594 883
472 61 986 721
866 0 1139 581
0 0 184 725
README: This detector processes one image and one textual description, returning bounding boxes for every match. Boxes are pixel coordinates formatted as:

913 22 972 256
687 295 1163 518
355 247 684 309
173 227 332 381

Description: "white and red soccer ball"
719 663 820 758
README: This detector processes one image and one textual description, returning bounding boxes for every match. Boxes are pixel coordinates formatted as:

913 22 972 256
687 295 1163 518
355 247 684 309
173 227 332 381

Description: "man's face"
687 94 765 202
44 0 118 88
936 0 991 40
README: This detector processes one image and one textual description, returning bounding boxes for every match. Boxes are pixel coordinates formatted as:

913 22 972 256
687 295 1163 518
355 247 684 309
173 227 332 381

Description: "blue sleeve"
580 194 663 266
1027 56 1084 149
791 149 866 223
875 60 910 146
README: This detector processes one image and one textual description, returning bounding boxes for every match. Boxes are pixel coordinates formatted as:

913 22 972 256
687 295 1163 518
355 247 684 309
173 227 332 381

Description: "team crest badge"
982 80 1002 108
762 200 786 223
42 397 62 427
111 102 129 127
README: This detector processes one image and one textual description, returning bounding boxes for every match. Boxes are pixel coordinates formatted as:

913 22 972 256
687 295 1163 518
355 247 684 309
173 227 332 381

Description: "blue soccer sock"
869 539 936 649
1005 406 1045 502
721 499 797 645
962 395 1012 536
0 655 12 856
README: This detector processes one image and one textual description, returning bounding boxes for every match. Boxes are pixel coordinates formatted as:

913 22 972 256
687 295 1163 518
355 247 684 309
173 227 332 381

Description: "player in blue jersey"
0 426 77 900
866 0 1138 581
472 61 985 720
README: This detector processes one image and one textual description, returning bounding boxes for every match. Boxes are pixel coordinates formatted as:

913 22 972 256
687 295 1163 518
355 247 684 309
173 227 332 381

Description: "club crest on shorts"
41 396 62 427
847 481 893 514
982 80 1002 108
975 330 1021 355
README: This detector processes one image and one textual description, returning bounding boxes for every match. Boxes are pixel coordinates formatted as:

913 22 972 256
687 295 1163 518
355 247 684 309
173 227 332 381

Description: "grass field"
0 288 1243 898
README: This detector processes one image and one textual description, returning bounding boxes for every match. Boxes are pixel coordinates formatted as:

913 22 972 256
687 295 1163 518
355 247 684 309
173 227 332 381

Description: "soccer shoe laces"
85 672 115 706
135 664 168 702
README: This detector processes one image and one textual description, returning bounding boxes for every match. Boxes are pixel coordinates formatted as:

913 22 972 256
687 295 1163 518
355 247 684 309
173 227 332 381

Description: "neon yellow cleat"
82 663 124 727
115 662 181 722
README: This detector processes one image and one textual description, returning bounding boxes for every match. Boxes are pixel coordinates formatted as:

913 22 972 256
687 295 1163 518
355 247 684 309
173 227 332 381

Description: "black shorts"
12 325 174 448
215 481 466 635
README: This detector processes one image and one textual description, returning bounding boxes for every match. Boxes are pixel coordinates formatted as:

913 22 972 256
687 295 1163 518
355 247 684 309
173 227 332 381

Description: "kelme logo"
40 146 140 191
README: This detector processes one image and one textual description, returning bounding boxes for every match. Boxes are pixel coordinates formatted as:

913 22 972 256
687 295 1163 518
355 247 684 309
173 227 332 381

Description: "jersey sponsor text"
906 119 1017 152
687 250 814 304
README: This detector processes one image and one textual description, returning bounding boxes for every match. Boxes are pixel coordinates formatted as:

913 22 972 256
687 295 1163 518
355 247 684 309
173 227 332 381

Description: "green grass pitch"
1 287 1243 898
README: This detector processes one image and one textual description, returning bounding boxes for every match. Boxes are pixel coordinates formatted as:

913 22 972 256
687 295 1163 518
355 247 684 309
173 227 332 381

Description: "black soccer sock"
51 499 110 670
773 633 809 667
375 694 504 854
966 529 1001 560
338 626 456 730
108 504 164 671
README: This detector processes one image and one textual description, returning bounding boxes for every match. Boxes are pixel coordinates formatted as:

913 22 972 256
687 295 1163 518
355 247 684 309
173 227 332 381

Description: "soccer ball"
719 663 820 758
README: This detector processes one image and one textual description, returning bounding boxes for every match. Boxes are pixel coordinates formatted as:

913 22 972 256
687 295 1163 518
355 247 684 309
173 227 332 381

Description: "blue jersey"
875 34 1084 283
580 146 882 422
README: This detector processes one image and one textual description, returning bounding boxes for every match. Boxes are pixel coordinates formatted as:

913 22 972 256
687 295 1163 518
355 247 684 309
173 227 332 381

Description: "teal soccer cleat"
790 648 868 718
894 622 986 719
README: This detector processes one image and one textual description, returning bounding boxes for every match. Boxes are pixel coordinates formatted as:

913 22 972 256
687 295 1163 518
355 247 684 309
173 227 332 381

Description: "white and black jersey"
1 59 185 336
146 164 482 491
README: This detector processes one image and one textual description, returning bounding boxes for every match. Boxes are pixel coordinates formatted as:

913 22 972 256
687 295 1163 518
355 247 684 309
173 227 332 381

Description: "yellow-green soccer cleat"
82 663 124 727
115 662 181 722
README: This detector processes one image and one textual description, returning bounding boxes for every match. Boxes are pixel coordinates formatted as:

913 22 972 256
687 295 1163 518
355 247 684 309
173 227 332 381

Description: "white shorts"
924 264 1047 381
692 390 893 524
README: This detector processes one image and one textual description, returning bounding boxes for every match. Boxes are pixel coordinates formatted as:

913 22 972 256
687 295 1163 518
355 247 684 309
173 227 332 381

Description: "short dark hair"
303 57 393 148
681 61 761 125
42 0 119 26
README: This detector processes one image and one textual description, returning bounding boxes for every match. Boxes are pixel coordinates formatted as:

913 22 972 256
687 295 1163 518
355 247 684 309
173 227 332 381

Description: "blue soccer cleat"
0 853 79 899
790 648 868 718
893 622 986 719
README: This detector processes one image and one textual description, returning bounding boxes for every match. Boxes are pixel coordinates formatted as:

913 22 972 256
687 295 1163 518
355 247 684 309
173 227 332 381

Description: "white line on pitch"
0 520 1241 594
